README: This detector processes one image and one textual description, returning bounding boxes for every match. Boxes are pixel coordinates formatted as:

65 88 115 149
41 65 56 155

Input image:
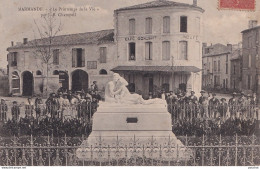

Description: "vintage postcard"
0 0 259 167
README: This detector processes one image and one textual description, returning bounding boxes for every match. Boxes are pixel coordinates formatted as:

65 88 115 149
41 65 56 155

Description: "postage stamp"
219 0 255 10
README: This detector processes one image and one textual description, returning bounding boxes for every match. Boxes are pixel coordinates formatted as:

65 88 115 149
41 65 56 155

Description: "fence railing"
167 103 259 123
0 134 259 166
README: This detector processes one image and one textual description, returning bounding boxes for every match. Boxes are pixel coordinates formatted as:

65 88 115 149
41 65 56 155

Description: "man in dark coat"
208 93 220 118
228 92 238 119
199 90 209 118
45 93 59 119
0 98 8 122
11 101 20 122
188 91 198 104
218 98 228 120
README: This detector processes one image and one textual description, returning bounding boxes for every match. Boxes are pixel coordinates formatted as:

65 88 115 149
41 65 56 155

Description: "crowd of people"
0 85 259 137
162 90 258 122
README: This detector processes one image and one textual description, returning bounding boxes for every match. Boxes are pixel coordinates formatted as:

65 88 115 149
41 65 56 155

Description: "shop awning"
111 66 201 73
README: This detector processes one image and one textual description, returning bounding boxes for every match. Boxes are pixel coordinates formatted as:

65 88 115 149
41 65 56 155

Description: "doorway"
22 71 33 96
72 69 88 92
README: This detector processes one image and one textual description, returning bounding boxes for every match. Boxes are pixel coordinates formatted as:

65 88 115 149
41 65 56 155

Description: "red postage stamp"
219 0 255 10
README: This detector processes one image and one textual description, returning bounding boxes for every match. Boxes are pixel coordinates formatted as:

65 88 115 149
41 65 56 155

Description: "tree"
33 11 62 97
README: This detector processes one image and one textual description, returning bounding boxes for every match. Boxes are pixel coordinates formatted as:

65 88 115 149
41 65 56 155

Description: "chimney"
11 41 14 46
23 38 28 45
248 20 258 29
227 44 232 52
193 0 197 6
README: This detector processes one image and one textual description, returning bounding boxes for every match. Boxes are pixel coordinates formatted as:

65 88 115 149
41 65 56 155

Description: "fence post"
251 134 255 165
202 135 205 166
30 135 34 166
47 135 51 166
235 134 238 166
218 134 222 166
13 135 17 166
64 134 68 166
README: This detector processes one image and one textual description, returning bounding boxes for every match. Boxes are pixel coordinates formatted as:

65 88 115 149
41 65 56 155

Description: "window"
11 72 20 93
99 69 107 75
72 48 85 67
9 52 18 67
53 70 59 75
248 75 251 90
53 49 59 65
129 43 136 61
214 61 217 71
99 47 107 63
36 70 42 75
233 65 236 75
163 16 170 33
179 41 188 60
180 16 187 33
145 42 153 60
162 41 170 60
226 54 228 62
145 17 152 34
218 60 220 71
226 63 228 74
87 61 97 69
129 19 135 35
248 54 251 67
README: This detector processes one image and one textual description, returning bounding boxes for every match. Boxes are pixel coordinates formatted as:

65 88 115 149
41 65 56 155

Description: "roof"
203 43 231 57
241 25 260 33
115 0 204 12
111 66 201 73
8 29 114 50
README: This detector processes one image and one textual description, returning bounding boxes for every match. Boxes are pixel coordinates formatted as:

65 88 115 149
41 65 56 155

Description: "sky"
0 0 259 68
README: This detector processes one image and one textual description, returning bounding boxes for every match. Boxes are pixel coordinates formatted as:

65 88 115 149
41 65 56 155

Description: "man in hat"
209 93 220 118
0 98 8 122
238 92 247 119
25 97 34 119
11 101 20 122
45 93 59 119
188 91 198 104
219 98 228 120
228 92 238 119
199 90 209 118
91 81 98 92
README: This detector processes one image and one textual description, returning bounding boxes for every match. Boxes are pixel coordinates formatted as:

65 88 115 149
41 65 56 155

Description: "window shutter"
82 49 85 67
163 16 170 33
7 53 10 62
145 43 149 60
72 49 76 67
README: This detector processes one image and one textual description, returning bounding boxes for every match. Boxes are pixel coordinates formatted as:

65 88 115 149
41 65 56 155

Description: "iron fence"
0 134 259 166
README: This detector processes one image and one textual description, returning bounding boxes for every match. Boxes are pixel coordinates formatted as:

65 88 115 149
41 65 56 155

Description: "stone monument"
76 73 190 160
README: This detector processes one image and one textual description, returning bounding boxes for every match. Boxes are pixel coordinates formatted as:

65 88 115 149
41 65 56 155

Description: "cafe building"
112 0 204 98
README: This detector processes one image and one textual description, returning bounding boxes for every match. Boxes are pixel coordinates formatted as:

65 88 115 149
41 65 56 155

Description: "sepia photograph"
0 0 259 167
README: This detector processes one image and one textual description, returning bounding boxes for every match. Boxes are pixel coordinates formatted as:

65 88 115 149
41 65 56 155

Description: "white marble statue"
105 73 165 105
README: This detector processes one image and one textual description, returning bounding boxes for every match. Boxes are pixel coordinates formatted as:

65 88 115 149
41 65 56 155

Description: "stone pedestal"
86 101 182 145
77 101 190 161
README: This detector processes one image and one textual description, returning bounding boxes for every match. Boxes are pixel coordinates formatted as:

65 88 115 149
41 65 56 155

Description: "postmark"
218 0 255 11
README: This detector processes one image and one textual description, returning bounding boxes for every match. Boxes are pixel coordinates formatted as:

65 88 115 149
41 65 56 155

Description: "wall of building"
242 28 260 95
7 42 116 96
114 6 203 95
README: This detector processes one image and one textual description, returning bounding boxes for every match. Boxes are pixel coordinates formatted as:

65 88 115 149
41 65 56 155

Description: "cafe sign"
125 36 156 41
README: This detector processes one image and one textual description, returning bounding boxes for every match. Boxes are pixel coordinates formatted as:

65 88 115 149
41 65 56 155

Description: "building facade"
7 0 205 98
230 43 243 91
112 0 204 98
202 43 232 90
7 30 116 96
241 20 260 98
